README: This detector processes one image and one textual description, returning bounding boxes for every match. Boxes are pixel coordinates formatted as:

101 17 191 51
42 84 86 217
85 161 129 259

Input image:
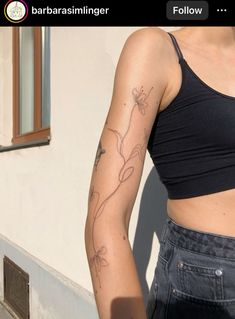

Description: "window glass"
19 27 34 134
41 27 50 128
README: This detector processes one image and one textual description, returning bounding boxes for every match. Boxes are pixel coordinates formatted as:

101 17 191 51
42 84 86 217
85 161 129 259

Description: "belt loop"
160 218 169 244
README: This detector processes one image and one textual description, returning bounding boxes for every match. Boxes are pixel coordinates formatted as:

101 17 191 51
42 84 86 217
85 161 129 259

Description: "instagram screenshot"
0 1 234 318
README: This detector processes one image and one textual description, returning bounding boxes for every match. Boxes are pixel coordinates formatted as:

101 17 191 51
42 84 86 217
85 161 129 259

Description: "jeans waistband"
161 217 235 260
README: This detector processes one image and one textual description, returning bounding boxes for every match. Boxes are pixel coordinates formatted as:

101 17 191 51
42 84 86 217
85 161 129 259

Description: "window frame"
12 27 50 145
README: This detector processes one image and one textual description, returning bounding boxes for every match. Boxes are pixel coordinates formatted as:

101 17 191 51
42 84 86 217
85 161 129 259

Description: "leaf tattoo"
89 86 153 290
94 141 106 170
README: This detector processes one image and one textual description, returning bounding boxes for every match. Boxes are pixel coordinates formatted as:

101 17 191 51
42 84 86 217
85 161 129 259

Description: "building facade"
0 27 175 318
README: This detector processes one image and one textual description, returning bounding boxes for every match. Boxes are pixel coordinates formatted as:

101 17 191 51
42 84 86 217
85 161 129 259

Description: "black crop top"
147 32 235 199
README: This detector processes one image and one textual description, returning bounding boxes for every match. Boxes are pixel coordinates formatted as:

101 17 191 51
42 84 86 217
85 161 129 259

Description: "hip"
146 216 235 319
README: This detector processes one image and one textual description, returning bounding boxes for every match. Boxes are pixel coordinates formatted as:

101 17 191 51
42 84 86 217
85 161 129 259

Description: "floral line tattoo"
89 86 153 290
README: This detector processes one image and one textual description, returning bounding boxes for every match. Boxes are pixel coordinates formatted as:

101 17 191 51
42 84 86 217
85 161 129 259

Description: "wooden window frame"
12 27 50 145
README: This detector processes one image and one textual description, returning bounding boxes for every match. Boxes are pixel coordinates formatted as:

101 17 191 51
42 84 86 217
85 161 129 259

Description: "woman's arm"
85 27 169 319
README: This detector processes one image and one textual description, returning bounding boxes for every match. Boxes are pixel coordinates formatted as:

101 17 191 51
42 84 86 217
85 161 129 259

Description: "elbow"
84 214 129 248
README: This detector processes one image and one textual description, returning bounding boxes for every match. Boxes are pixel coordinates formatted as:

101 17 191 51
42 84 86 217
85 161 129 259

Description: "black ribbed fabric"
147 33 235 199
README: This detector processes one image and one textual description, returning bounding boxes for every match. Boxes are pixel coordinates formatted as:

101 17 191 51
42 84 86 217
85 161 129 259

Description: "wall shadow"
133 167 168 305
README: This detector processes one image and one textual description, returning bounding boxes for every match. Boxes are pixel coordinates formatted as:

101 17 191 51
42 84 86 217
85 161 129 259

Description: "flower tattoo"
89 86 153 290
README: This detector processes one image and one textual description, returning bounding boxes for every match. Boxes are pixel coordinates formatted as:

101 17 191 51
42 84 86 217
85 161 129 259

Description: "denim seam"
150 282 159 319
216 275 224 300
158 254 168 265
160 222 169 244
164 283 172 319
167 238 235 261
172 287 235 306
178 260 223 273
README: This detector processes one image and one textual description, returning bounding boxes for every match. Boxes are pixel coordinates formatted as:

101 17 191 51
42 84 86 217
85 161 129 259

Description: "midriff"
167 188 235 237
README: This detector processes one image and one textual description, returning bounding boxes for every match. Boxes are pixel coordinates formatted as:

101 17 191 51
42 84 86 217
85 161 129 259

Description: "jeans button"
215 269 223 276
177 261 184 268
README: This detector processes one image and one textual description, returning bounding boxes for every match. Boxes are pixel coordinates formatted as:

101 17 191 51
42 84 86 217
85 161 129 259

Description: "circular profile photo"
4 0 28 23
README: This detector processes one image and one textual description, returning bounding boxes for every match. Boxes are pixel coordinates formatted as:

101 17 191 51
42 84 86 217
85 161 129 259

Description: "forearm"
85 221 147 319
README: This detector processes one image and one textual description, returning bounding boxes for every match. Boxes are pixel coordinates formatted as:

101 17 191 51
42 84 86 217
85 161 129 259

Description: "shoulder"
116 27 174 77
116 28 173 72
114 28 174 94
121 27 172 59
126 27 168 44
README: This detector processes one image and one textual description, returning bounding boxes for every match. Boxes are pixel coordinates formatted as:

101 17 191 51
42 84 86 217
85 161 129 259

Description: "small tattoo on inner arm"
89 86 154 291
94 141 106 169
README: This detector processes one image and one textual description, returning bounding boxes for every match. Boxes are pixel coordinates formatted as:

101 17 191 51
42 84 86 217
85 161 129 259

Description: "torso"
158 28 235 237
167 190 235 237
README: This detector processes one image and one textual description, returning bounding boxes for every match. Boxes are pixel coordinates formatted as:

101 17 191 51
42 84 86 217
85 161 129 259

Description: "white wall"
0 27 177 297
0 27 13 146
0 233 99 319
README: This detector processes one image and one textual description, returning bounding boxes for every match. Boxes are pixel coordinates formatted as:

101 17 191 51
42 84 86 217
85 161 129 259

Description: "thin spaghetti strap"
168 32 184 62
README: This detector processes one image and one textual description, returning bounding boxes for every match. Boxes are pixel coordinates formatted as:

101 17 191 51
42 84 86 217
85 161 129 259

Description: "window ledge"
0 138 50 153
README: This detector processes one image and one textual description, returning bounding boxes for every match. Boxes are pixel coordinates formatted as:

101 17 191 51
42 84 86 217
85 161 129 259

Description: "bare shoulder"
115 27 172 90
122 27 172 57
116 27 175 78
127 27 169 43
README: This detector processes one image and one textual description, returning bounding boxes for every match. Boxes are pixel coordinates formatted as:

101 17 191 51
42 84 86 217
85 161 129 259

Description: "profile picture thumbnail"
4 0 28 23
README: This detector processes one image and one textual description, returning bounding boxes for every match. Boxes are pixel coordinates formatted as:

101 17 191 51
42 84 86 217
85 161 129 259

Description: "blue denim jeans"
146 217 235 319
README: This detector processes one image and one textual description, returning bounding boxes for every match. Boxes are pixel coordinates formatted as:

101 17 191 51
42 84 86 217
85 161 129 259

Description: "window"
12 27 50 144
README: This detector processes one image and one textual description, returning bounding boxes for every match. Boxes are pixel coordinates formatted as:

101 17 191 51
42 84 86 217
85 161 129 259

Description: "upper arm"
87 27 169 231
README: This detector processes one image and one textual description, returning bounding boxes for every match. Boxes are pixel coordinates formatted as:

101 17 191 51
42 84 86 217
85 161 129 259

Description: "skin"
85 27 235 319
